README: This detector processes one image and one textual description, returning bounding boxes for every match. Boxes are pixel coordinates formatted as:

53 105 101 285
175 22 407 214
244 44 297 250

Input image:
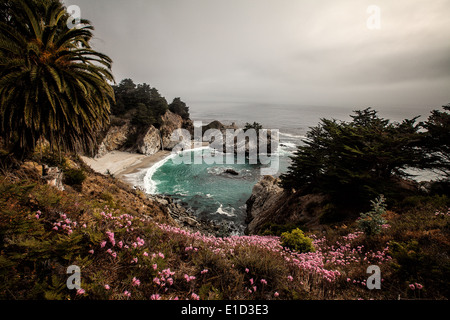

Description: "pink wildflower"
100 241 107 248
191 293 200 300
76 289 85 295
132 277 141 287
104 284 110 290
274 292 279 298
260 279 267 285
151 294 161 300
106 231 115 246
409 284 415 290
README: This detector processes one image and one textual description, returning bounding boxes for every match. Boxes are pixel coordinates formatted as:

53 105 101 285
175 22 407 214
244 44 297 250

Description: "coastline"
81 150 171 181
81 144 234 236
81 141 211 186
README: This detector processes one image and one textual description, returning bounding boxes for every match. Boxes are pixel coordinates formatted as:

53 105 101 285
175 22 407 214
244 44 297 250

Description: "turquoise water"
143 143 297 233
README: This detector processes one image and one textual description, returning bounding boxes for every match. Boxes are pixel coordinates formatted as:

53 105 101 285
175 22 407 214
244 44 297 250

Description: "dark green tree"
280 108 424 205
111 80 169 129
0 0 114 158
421 104 450 179
244 122 263 134
169 97 190 120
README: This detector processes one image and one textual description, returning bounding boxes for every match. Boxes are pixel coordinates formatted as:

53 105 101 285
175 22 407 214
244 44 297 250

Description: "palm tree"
0 0 115 158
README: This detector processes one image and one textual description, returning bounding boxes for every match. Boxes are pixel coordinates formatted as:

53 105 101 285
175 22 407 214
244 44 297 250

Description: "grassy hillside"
0 153 448 300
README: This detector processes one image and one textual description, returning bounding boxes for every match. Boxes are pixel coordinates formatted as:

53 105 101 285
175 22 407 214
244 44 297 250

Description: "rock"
97 121 136 158
245 176 326 234
224 168 239 176
95 110 189 157
136 126 162 155
202 120 225 134
42 165 65 191
160 111 184 150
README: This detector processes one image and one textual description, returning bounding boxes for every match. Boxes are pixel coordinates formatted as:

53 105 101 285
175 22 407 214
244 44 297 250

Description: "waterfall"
159 130 164 151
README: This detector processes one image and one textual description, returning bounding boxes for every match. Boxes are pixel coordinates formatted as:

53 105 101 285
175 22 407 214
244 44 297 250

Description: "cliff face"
245 176 327 234
97 110 192 157
97 121 137 157
136 125 162 155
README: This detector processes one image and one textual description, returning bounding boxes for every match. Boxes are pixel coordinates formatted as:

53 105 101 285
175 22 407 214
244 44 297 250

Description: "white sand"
81 142 210 182
81 150 171 178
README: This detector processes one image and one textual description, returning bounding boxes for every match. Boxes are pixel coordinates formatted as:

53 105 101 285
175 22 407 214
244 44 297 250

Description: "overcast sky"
66 0 450 114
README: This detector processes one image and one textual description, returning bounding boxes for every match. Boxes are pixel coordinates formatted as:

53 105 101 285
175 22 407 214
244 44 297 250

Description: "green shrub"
357 195 387 237
63 168 87 187
259 223 300 236
280 228 315 253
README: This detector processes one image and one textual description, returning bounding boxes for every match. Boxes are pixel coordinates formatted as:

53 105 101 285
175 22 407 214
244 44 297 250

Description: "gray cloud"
66 0 450 113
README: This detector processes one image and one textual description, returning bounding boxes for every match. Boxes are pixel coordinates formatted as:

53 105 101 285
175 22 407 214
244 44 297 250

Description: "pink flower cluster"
409 283 424 290
184 274 196 283
434 208 450 217
153 268 175 288
51 212 79 235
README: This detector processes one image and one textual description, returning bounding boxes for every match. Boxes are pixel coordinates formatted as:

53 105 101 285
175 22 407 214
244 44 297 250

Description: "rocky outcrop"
96 110 190 157
136 125 162 155
148 194 234 237
245 176 327 234
42 165 65 191
201 121 274 156
97 121 136 158
160 111 184 150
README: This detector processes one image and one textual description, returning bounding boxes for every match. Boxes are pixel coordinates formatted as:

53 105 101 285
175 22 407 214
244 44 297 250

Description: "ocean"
133 104 439 234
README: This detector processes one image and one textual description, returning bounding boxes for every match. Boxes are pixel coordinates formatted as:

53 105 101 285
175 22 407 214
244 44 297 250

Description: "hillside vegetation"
0 152 449 300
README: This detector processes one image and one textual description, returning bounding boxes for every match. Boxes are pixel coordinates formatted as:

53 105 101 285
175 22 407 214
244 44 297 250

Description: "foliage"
421 104 450 179
63 168 87 187
280 108 425 206
111 79 185 129
1 163 449 300
0 0 114 158
169 97 190 120
244 122 263 134
259 223 301 236
280 228 315 253
357 195 388 237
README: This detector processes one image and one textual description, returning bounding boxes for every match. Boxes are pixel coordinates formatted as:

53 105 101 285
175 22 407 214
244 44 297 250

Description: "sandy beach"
81 142 211 187
81 150 171 181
